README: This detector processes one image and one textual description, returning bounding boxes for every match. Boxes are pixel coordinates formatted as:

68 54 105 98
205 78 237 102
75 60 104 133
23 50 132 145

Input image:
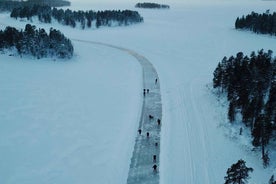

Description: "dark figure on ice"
149 114 154 119
147 89 149 93
153 155 157 162
143 91 146 96
155 142 158 147
138 129 142 135
155 78 157 84
152 164 157 171
239 127 243 135
157 119 161 125
146 132 149 137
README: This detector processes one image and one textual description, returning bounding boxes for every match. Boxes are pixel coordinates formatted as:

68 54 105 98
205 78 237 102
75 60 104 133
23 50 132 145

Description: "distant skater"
146 132 149 137
239 127 243 135
152 164 157 172
155 78 157 84
149 114 154 120
147 89 149 93
157 119 161 125
138 129 142 135
155 142 158 147
153 155 157 162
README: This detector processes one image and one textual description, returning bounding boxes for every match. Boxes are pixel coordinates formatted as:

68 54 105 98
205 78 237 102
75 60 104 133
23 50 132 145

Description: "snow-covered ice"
0 43 142 183
1 0 276 183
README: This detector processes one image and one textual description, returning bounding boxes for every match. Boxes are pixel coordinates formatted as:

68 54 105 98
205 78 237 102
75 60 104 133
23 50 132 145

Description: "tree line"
0 24 74 59
10 5 144 29
0 0 70 12
213 50 276 166
235 10 276 35
135 2 170 9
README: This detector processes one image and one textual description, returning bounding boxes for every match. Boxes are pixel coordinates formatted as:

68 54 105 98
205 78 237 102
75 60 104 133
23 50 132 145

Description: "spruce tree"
224 159 253 184
213 62 222 88
269 175 276 184
228 101 235 122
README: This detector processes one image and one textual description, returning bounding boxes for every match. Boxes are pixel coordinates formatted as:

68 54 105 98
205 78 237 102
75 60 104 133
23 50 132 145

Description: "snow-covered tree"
0 24 73 59
224 159 253 184
269 175 276 184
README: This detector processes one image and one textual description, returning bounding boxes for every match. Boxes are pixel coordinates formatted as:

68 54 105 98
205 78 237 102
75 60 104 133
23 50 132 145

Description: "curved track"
73 39 162 184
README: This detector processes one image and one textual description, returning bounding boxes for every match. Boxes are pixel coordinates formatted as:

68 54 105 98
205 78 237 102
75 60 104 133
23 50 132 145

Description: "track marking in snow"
72 39 162 184
171 77 215 184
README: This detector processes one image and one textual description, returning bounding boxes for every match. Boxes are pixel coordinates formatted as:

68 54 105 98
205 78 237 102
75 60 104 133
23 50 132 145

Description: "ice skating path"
73 39 162 184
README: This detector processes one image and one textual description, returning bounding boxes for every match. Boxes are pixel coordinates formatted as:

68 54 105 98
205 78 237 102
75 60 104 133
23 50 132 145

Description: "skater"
153 155 156 162
143 91 146 97
157 119 161 125
155 142 158 147
152 164 157 171
147 89 149 93
138 129 142 135
149 115 154 119
155 78 157 84
239 127 243 135
146 132 149 137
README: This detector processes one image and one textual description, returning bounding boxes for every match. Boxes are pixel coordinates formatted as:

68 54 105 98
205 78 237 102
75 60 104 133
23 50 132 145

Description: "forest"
213 50 276 166
0 24 74 59
235 10 276 35
0 0 70 12
10 5 144 29
135 2 170 9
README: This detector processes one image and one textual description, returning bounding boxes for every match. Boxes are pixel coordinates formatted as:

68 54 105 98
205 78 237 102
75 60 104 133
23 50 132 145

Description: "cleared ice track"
73 39 162 184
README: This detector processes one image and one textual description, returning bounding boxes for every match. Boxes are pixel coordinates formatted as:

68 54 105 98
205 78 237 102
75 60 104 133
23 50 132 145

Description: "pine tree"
224 159 253 184
213 62 223 89
235 17 240 28
262 151 270 168
96 16 101 28
269 175 276 184
228 101 235 122
252 116 262 147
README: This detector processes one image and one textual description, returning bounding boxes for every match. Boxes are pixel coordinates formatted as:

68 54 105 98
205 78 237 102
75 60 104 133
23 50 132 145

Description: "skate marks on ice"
126 54 162 184
73 39 162 184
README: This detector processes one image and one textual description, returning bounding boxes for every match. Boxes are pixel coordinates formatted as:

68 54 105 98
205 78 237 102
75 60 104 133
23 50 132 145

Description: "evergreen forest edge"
10 5 143 29
235 10 276 36
215 10 276 184
213 49 276 167
0 24 73 59
0 0 70 12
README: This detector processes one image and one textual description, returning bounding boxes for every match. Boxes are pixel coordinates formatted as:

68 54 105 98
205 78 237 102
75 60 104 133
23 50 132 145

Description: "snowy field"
0 43 142 183
1 0 276 183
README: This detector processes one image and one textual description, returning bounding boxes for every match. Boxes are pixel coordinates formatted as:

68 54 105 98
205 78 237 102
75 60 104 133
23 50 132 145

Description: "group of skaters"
143 78 158 97
137 115 161 172
139 78 160 172
143 88 149 96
